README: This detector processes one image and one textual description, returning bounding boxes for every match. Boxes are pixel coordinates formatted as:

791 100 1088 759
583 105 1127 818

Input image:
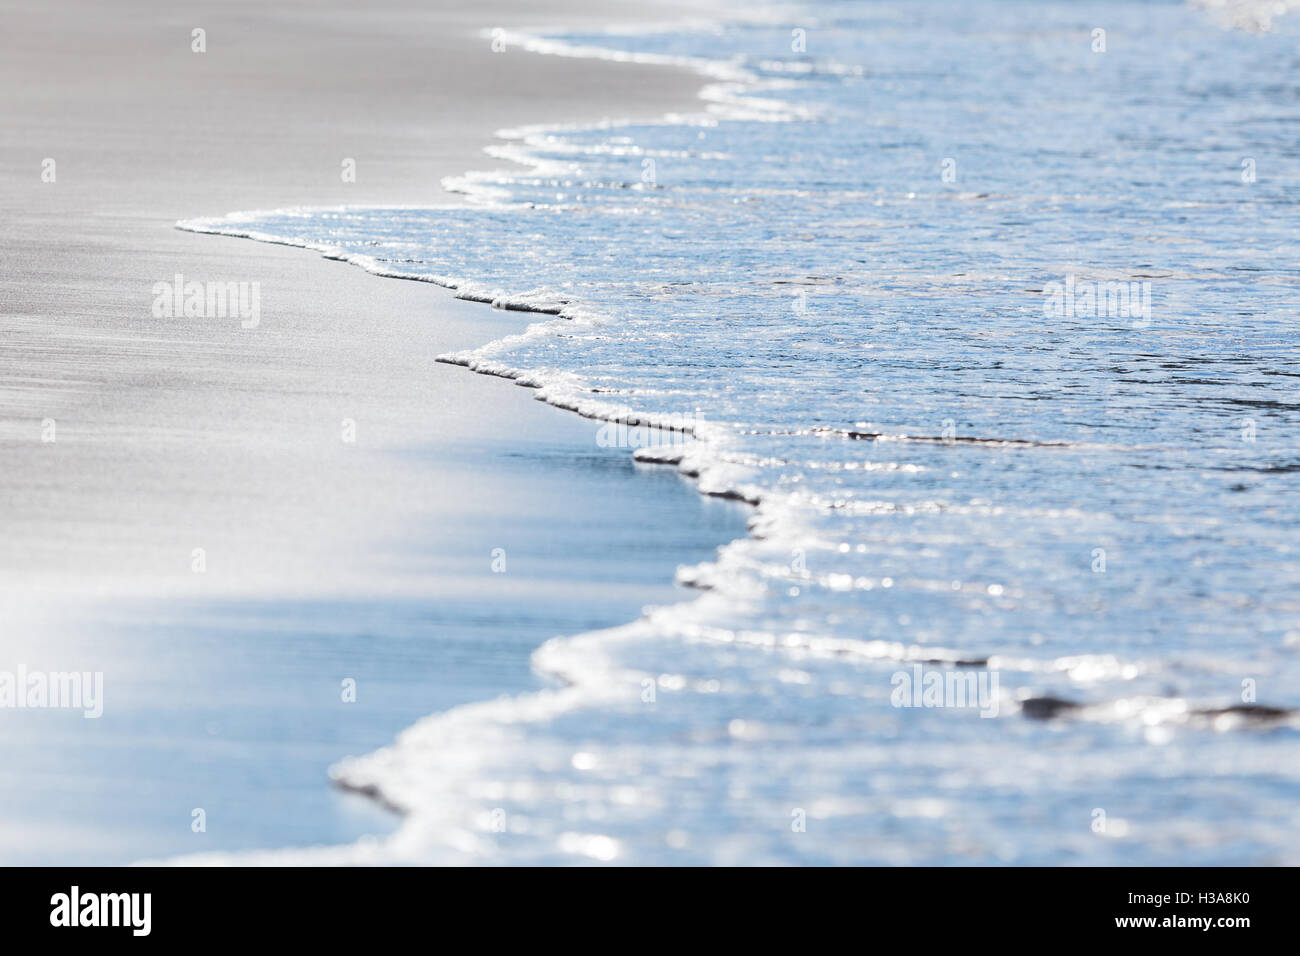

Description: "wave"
172 1 1300 865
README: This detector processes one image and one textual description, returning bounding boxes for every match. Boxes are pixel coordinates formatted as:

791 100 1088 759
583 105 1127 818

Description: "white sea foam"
1192 0 1300 31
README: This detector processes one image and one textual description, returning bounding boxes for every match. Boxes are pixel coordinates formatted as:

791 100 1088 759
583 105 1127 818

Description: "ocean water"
180 0 1300 864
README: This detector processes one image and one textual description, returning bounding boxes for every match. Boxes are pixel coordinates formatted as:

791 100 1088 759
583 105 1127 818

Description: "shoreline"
0 0 747 864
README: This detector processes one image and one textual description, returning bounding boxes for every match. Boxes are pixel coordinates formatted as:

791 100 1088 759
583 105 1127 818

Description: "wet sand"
0 0 746 863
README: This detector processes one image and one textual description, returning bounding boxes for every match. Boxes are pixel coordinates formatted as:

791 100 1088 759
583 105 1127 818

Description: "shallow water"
0 415 746 865
182 0 1300 864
